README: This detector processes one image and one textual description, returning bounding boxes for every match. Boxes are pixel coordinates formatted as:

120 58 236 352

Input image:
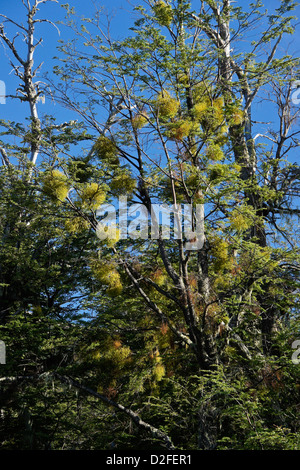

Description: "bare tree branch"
0 373 175 450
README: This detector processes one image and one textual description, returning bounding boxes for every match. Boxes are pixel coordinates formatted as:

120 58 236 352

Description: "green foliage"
93 136 119 165
229 204 257 232
210 236 233 272
132 112 148 129
67 159 94 183
164 119 193 141
77 182 106 210
153 90 180 119
65 215 90 233
110 171 136 195
89 259 123 295
206 143 225 161
42 169 70 202
152 1 173 27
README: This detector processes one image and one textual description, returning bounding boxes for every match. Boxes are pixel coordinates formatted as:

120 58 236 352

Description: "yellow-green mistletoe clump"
110 172 136 195
206 143 225 161
208 163 228 182
192 86 226 133
210 236 233 272
165 119 192 141
154 90 180 119
152 1 173 27
153 362 166 382
226 102 245 127
132 112 148 129
78 182 106 210
212 97 225 122
229 205 257 232
82 337 132 379
90 259 123 296
43 169 70 202
104 341 132 369
149 268 168 287
193 99 210 121
93 135 119 165
68 159 93 183
150 349 166 382
192 83 211 119
177 71 190 87
65 216 90 234
200 99 225 131
96 223 121 248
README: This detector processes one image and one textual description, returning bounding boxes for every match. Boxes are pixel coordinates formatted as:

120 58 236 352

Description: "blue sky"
0 0 137 124
0 0 299 149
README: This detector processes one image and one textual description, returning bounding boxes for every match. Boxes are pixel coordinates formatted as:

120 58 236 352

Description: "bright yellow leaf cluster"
153 362 166 382
177 72 189 86
84 338 131 371
194 96 225 131
90 259 123 296
154 90 180 119
165 119 192 141
110 173 136 195
43 169 70 202
106 344 132 367
132 112 148 129
206 143 225 161
229 205 256 232
94 135 119 165
210 236 232 272
78 182 106 210
150 268 167 286
193 100 210 121
227 104 245 126
152 1 173 27
96 222 121 247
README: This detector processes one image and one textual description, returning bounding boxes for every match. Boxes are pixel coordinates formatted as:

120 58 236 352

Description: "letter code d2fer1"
150 455 191 465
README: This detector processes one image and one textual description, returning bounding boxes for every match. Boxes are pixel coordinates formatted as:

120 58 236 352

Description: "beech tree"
0 0 299 450
50 0 300 364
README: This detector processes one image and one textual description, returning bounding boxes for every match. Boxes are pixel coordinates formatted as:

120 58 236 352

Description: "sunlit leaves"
152 1 174 27
42 169 70 202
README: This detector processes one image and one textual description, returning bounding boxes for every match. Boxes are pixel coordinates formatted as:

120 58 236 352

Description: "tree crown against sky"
0 0 299 451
